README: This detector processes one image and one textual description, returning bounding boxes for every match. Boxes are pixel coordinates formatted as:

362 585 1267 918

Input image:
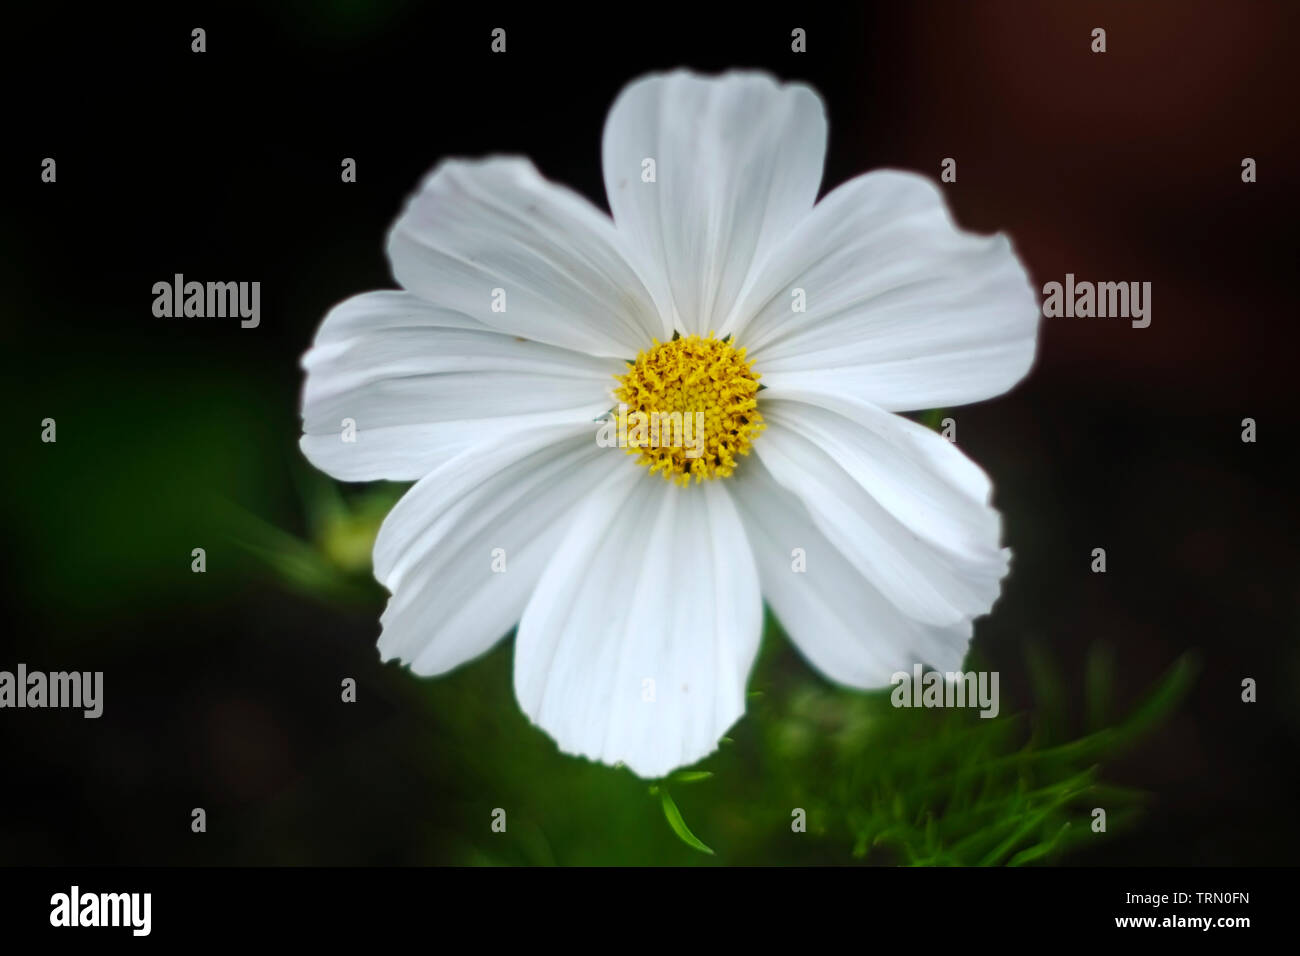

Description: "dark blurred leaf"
659 790 714 856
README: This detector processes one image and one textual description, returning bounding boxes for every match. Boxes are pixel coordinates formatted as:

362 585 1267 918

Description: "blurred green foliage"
766 643 1196 865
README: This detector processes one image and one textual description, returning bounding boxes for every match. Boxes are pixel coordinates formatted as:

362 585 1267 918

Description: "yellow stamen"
612 333 764 485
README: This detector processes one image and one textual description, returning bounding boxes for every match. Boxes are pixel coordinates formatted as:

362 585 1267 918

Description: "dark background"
2 1 1297 865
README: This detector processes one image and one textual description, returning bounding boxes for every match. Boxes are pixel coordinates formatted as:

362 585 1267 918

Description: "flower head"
300 70 1039 778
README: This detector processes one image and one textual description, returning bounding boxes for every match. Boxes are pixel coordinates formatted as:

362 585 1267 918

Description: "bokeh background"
3 1 1297 864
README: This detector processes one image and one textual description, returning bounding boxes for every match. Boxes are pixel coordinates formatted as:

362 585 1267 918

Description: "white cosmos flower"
300 70 1039 778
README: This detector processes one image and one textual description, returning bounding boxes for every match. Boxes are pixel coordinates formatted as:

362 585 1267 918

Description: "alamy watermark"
890 664 999 718
0 664 103 718
50 886 150 936
152 273 260 328
596 404 705 458
1042 274 1151 328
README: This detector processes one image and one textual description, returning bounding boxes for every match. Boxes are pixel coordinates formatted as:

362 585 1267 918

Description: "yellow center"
612 333 764 485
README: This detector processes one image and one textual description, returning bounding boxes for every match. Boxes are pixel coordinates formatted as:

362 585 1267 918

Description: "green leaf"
659 789 714 856
1110 652 1200 746
1007 822 1074 867
917 408 948 431
671 771 713 784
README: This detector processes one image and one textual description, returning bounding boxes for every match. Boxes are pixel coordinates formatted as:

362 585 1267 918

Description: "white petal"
731 455 972 688
388 157 668 356
373 422 620 676
754 405 1009 628
764 392 1001 561
602 70 827 337
515 479 762 778
732 170 1039 411
300 292 620 482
